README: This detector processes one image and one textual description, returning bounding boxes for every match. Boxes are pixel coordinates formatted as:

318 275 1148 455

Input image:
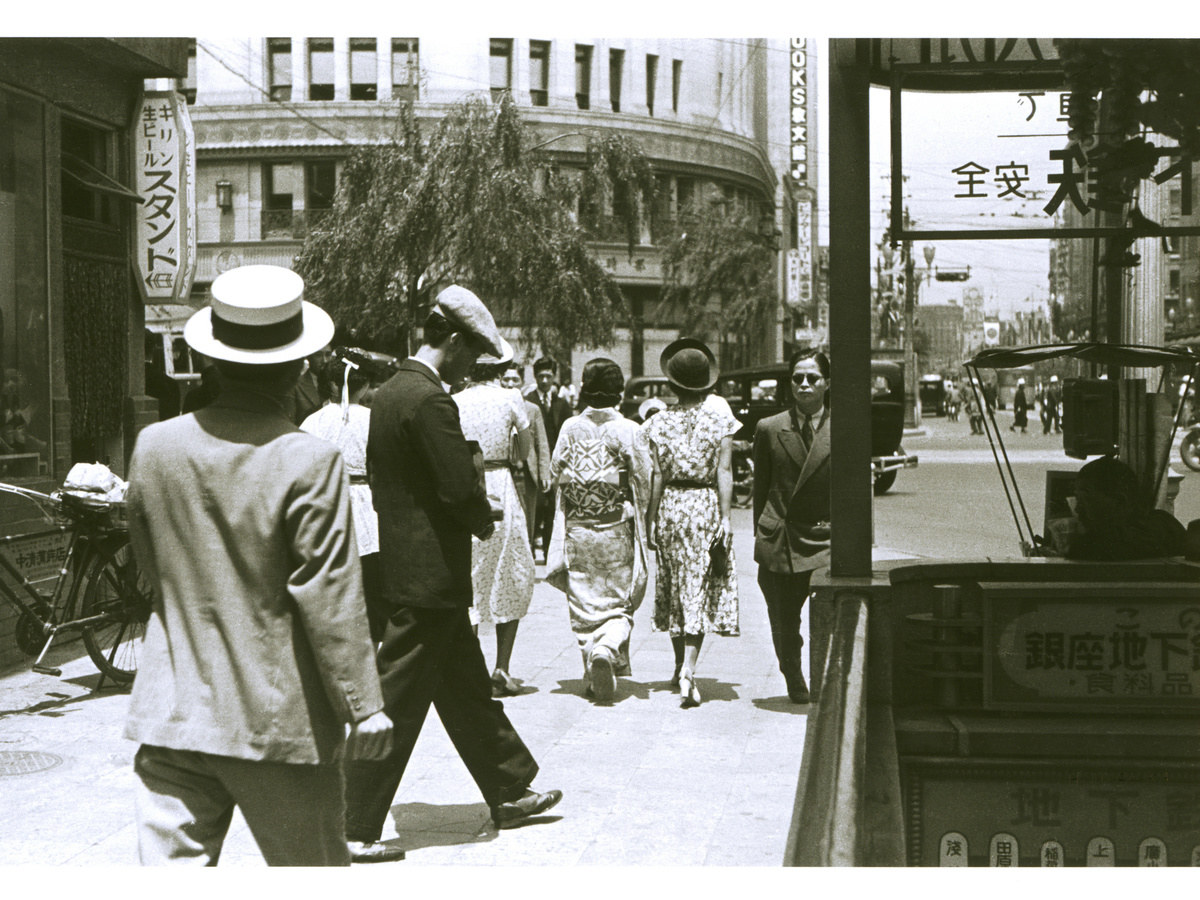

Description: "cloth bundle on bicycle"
62 462 128 503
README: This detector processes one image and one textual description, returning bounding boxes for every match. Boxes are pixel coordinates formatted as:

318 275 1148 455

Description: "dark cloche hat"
660 338 717 391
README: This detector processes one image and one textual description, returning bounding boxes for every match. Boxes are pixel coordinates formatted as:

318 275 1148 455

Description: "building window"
392 38 420 103
268 38 292 102
645 54 658 116
306 160 337 221
177 39 197 105
529 40 550 107
672 59 682 113
262 162 298 239
490 38 513 103
350 38 377 101
61 118 116 226
308 38 335 101
1170 187 1182 218
575 44 592 110
609 48 624 113
717 71 724 107
1169 268 1181 296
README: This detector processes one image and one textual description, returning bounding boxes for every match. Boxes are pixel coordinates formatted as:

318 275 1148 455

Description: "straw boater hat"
660 337 718 391
184 265 334 364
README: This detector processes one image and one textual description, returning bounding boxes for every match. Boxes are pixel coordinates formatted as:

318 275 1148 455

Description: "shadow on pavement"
0 689 110 721
751 696 811 715
388 801 499 852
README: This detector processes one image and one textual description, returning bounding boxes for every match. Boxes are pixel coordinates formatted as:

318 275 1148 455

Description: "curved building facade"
175 37 803 376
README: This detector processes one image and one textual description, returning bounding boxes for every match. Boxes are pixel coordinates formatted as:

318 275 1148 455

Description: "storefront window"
0 89 50 478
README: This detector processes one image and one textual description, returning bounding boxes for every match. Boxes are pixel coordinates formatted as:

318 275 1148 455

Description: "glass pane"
309 39 334 85
530 41 549 90
268 38 291 86
306 161 336 209
266 163 297 207
392 38 418 86
0 89 49 473
490 39 512 89
350 39 376 84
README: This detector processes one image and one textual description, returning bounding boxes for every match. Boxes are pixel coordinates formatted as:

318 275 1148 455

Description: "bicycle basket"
54 491 127 531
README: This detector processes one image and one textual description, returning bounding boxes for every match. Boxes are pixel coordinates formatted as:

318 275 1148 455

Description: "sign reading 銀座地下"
132 91 197 303
984 588 1200 710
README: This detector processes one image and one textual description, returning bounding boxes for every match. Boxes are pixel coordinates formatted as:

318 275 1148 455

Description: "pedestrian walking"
963 383 983 435
545 358 652 702
342 285 561 863
1044 374 1062 434
751 349 833 705
642 339 740 708
124 265 392 866
944 380 961 422
525 358 573 561
300 348 388 642
1010 378 1030 433
456 341 537 696
501 364 551 547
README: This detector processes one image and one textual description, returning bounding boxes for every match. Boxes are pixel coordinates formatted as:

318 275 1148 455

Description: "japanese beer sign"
132 91 197 303
984 585 1200 710
907 761 1200 867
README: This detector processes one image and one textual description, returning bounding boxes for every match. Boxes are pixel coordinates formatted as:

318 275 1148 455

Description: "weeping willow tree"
294 95 655 359
658 198 778 369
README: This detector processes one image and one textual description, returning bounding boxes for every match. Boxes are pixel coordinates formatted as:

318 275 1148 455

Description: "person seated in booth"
1059 456 1186 561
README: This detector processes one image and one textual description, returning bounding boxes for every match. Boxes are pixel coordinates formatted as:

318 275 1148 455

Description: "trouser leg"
758 567 811 685
133 745 237 866
431 607 538 809
343 606 441 843
210 755 349 866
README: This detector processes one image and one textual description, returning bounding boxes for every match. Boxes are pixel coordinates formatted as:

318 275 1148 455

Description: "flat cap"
433 285 505 359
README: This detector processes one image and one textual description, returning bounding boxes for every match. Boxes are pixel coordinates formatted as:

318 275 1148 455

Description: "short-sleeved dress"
300 402 377 557
642 403 740 637
455 382 535 625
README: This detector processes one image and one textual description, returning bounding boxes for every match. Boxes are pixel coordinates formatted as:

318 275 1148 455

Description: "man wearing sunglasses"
751 348 832 705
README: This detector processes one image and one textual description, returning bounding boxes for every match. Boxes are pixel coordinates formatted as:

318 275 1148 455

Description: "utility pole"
901 206 919 428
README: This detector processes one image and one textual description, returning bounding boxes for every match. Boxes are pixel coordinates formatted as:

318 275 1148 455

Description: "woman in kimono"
546 358 651 703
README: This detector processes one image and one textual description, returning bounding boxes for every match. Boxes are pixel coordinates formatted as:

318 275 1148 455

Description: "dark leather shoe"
490 789 563 829
347 840 406 863
786 673 811 705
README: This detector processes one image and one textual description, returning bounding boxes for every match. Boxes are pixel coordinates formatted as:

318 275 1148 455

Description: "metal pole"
828 39 873 578
904 241 918 428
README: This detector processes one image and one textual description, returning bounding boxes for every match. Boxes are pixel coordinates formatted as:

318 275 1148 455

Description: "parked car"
620 376 677 421
715 359 917 495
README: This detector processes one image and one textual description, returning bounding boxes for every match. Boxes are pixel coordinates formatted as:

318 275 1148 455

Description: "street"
875 411 1200 560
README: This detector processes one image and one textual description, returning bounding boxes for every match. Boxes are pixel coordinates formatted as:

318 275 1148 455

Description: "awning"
61 152 144 204
965 342 1200 370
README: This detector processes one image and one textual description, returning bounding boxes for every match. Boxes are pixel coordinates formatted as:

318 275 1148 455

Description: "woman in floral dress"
455 339 535 696
642 339 740 708
545 358 651 702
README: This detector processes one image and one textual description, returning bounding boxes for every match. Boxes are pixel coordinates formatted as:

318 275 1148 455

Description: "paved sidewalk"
0 507 811 866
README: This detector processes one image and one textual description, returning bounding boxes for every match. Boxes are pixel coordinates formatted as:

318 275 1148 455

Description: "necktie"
801 415 814 450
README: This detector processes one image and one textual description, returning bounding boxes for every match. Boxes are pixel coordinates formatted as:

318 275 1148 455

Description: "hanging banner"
132 91 196 303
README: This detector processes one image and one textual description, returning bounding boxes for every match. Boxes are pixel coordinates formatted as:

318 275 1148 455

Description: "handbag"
707 530 731 579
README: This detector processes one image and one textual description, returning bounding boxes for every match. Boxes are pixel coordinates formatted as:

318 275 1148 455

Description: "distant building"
160 37 810 376
916 302 964 374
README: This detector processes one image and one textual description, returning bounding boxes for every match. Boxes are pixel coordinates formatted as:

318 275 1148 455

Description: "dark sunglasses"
792 372 825 385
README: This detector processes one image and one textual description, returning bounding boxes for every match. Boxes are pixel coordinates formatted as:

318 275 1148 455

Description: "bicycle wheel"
80 540 152 683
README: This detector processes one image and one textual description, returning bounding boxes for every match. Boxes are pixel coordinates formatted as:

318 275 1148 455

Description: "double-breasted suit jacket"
368 359 492 610
752 408 832 575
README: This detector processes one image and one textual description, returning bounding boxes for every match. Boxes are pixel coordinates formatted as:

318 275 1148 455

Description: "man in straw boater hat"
342 284 561 863
123 265 393 866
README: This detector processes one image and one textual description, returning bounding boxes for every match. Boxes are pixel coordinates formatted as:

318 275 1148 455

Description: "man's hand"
344 711 393 762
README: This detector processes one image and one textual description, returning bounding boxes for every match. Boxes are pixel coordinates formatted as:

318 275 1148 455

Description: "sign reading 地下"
132 91 197 303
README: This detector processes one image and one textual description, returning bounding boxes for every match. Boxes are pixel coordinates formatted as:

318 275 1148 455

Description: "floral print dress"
455 382 535 625
642 404 740 637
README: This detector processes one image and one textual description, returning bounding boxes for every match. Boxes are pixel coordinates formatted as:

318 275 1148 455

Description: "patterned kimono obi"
558 435 631 523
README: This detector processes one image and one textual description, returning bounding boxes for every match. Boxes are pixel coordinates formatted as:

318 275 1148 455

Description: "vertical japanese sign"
132 91 196 303
789 38 815 316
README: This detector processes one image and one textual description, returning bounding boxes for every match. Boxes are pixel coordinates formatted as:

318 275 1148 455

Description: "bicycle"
0 481 151 686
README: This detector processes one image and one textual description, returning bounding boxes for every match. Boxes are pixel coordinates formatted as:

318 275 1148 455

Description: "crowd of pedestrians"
122 265 827 866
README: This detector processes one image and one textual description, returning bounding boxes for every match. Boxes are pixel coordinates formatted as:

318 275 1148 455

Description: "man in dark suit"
343 285 561 863
524 357 572 560
751 348 832 705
